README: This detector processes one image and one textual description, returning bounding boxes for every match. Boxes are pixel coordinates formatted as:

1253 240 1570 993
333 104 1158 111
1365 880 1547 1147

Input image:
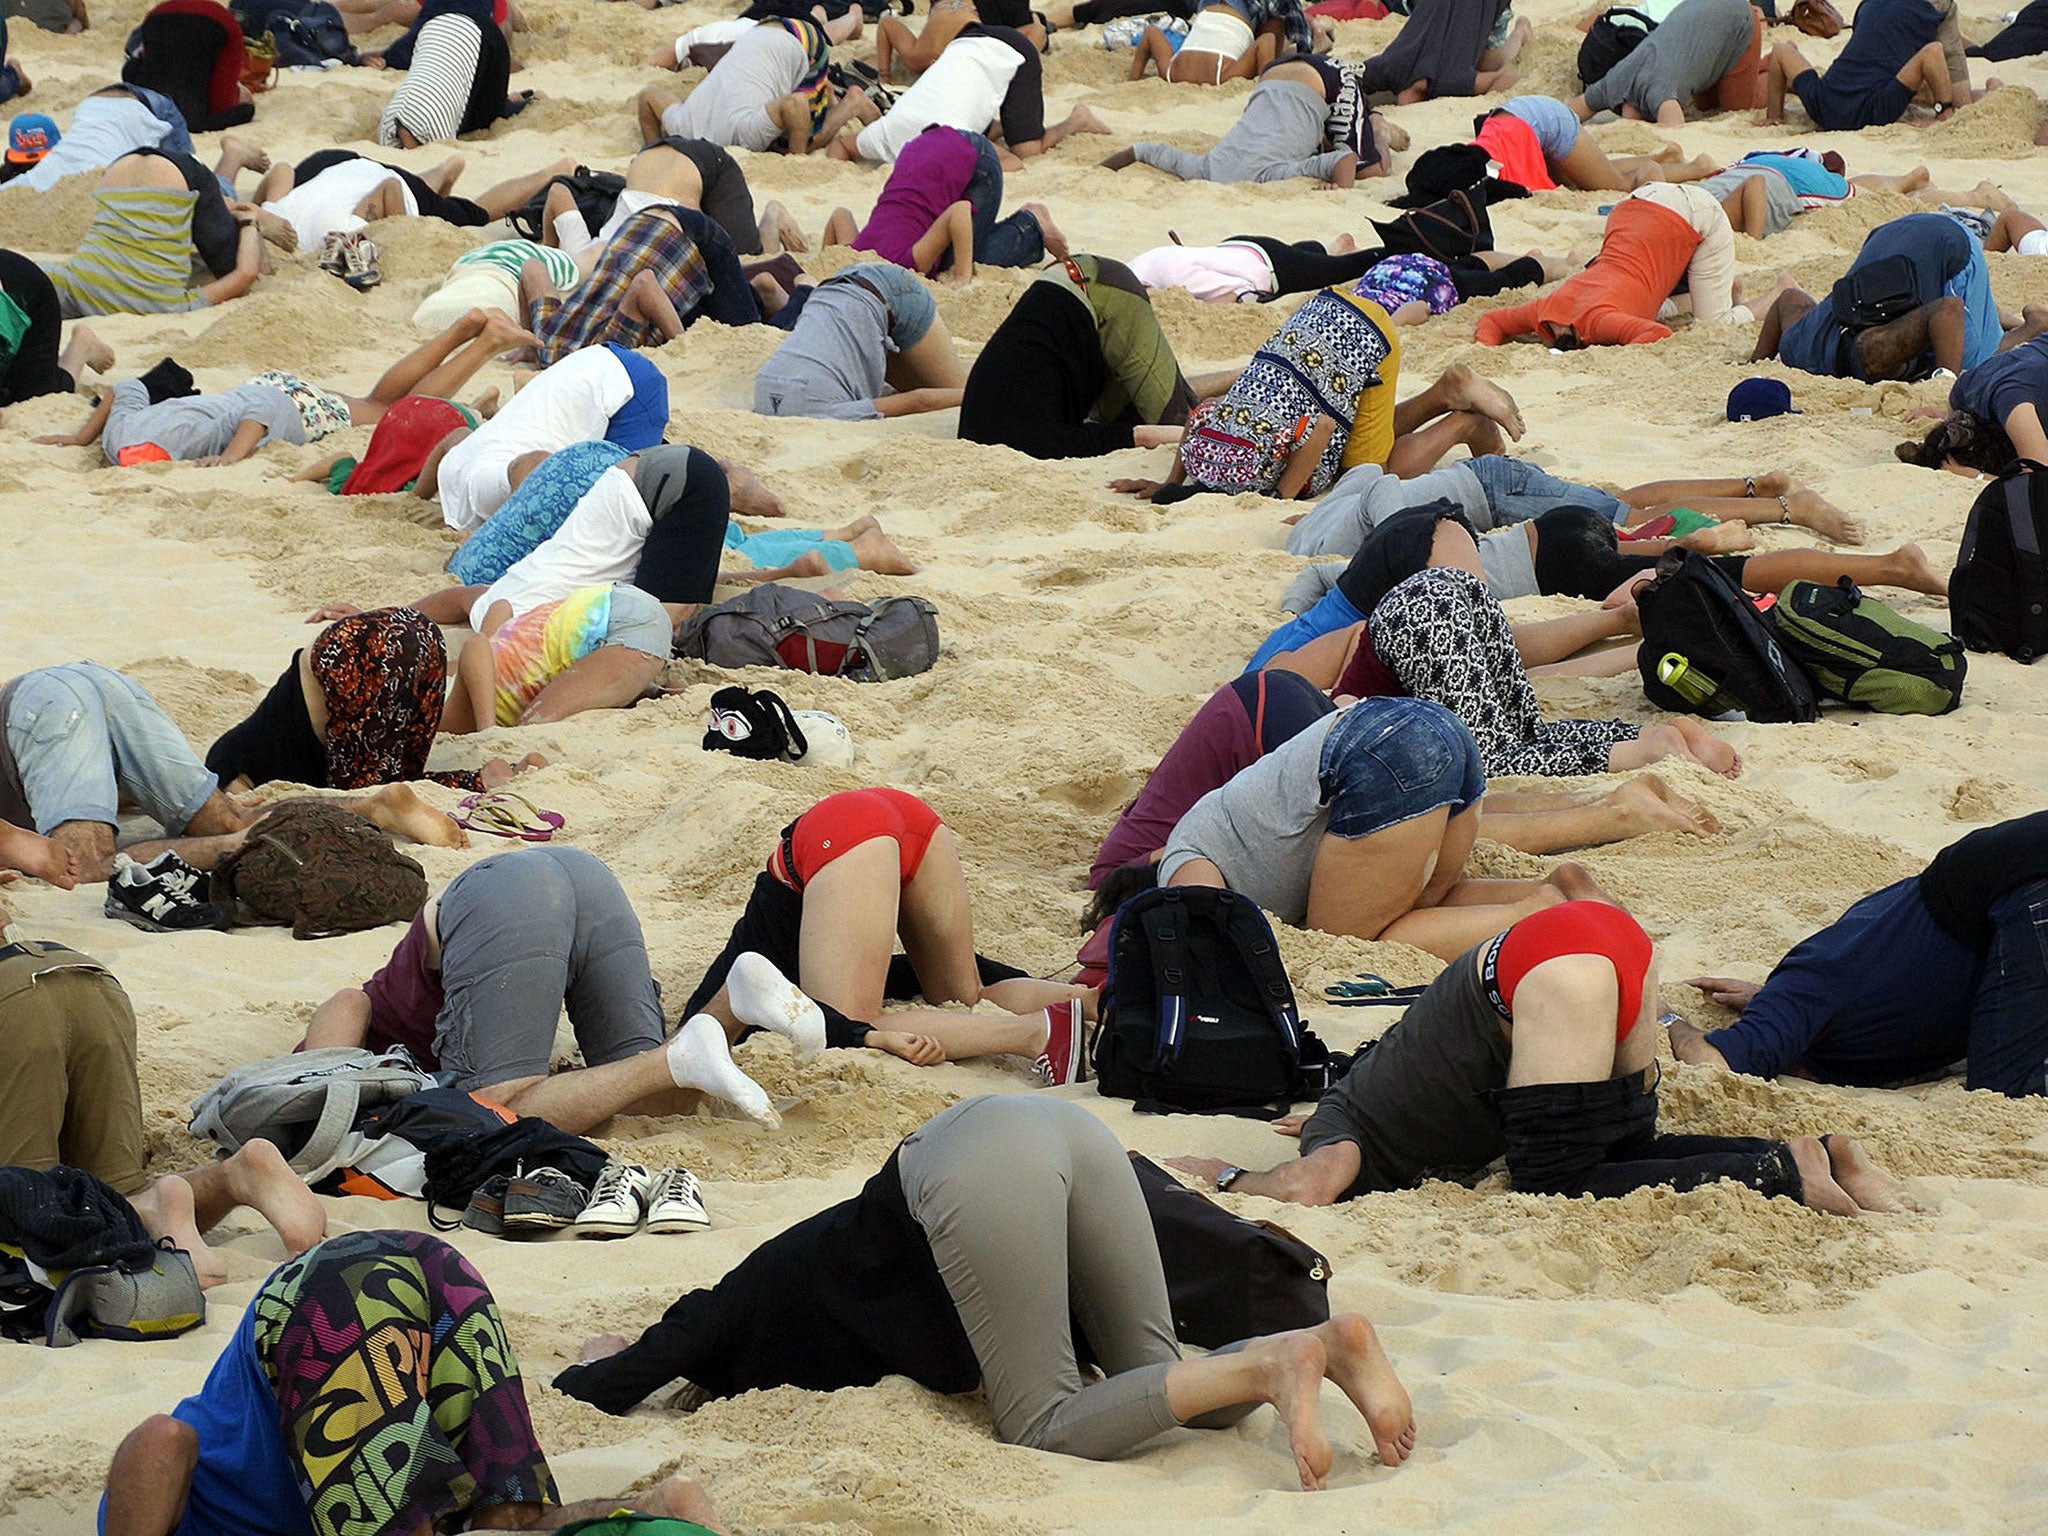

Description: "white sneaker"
573 1161 653 1238
643 1167 711 1233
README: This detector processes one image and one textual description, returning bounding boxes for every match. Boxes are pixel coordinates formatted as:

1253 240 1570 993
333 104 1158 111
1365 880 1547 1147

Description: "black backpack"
1093 887 1337 1118
1827 253 1922 333
702 685 808 761
508 167 626 243
1578 7 1656 86
1636 552 1820 722
1951 461 2048 662
232 0 355 66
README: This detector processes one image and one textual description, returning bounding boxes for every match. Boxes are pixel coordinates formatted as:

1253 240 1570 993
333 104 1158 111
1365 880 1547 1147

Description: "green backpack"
1767 578 1967 715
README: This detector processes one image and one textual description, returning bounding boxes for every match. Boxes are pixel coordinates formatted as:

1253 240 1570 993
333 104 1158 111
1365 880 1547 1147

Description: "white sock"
667 1014 779 1126
727 952 828 1058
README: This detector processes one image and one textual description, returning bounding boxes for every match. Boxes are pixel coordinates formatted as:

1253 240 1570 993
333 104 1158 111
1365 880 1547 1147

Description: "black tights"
1529 504 1748 600
0 250 70 406
632 447 732 604
1235 238 1545 306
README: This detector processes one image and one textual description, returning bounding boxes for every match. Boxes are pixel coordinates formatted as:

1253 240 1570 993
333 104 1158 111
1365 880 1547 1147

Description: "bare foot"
1886 541 1947 596
1 827 81 887
1437 362 1524 440
1668 716 1741 779
7 59 29 96
361 782 469 849
217 132 269 176
1377 114 1411 152
477 750 549 790
723 459 785 518
1544 861 1611 903
1063 104 1110 136
1315 1314 1415 1468
1242 1331 1335 1490
249 205 297 253
647 1477 726 1531
480 310 541 353
424 153 467 195
69 323 116 377
471 385 501 419
1615 773 1720 836
851 524 919 575
214 1139 328 1252
1972 178 2017 212
1677 519 1756 555
1786 486 1863 545
760 199 809 254
1023 202 1069 261
1789 1135 1861 1217
130 1176 227 1288
1825 1135 1917 1213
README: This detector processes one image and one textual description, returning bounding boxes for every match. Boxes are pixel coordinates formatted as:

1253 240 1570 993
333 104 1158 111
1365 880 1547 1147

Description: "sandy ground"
5 0 2048 1528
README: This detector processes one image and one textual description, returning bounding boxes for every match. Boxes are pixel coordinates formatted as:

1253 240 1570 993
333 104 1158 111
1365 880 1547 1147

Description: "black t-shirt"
1918 811 2048 948
959 280 1129 458
205 654 328 789
959 23 1045 146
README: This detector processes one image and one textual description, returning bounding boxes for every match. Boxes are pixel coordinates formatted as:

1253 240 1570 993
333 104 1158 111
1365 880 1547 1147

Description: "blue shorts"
1466 455 1627 526
842 261 937 351
1502 95 1578 161
603 343 670 451
1792 69 1911 132
1318 697 1485 839
3 663 217 835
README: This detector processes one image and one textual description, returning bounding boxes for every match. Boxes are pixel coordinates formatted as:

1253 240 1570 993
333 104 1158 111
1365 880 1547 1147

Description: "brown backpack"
215 801 427 940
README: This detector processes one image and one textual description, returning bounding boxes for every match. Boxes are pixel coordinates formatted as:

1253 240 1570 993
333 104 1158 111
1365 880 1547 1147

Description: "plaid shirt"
531 210 712 365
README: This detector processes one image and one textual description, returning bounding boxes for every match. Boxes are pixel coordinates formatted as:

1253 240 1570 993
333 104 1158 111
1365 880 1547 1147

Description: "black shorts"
680 870 1027 1048
1792 68 1912 131
292 148 490 227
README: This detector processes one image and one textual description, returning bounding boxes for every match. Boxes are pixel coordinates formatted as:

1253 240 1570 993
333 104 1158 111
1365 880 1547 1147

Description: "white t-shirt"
668 24 807 150
1127 241 1277 303
438 346 635 533
675 18 753 51
473 466 649 625
854 35 1022 163
265 157 418 247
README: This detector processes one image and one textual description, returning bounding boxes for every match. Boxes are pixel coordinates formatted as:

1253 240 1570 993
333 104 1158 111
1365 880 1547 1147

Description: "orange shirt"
1476 198 1701 348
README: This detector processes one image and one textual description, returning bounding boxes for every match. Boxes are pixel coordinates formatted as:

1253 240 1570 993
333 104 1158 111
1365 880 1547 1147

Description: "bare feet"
1315 1314 1415 1468
1678 519 1757 555
1377 114 1411 152
1062 104 1109 136
1786 486 1863 544
1614 773 1720 836
247 205 298 253
478 751 548 790
1 825 82 887
70 323 116 377
850 521 919 575
129 1176 226 1288
723 459 785 518
479 310 541 353
217 133 269 177
759 199 808 254
1436 363 1525 440
1884 541 1947 596
1242 1332 1335 1491
1825 1135 1916 1213
1789 1134 1861 1217
646 1478 727 1532
213 1139 328 1252
360 782 469 849
1666 715 1742 778
423 153 466 195
1023 202 1069 261
471 384 501 418
1545 861 1613 902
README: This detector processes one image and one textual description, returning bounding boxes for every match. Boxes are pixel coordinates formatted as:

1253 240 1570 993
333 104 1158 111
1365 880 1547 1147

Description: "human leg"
1480 776 1719 851
471 156 579 220
1855 295 1966 380
101 1416 199 1536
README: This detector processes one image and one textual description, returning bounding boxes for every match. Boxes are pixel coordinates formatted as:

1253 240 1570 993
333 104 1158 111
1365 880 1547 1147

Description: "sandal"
455 791 564 842
1322 972 1427 1007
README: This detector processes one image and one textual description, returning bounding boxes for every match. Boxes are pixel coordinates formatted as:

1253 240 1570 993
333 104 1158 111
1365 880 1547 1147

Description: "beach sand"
4 0 2048 1528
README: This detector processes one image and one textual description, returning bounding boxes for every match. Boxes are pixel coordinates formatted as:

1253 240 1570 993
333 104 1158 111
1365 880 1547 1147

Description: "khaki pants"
0 945 146 1194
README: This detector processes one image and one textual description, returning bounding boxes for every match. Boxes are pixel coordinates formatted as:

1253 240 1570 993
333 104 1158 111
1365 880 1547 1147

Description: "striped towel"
379 12 483 147
45 189 209 319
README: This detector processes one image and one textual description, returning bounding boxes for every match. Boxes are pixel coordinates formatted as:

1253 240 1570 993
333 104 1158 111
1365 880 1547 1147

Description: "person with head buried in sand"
1168 901 1911 1217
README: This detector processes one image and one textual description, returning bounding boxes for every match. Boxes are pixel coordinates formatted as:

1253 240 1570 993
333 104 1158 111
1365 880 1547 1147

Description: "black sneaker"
104 852 231 933
502 1167 588 1235
462 1174 511 1236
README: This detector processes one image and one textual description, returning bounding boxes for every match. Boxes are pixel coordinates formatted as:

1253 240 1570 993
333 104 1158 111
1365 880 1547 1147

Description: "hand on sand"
869 1030 946 1066
1684 976 1761 1012
1270 1112 1308 1137
307 603 362 622
1110 478 1163 498
1163 1155 1232 1186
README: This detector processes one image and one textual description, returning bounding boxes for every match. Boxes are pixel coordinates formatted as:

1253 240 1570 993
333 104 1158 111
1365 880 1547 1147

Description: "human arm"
413 427 469 500
867 1030 946 1065
303 987 373 1050
1686 960 1830 1080
643 41 682 66
1275 415 1339 500
2003 402 2048 464
873 386 965 417
291 454 347 484
1263 620 1366 692
197 220 265 306
194 417 270 467
1666 1016 1732 1070
35 390 114 447
1509 605 1638 667
1162 1141 1362 1207
913 200 975 284
1475 298 1543 346
409 584 489 626
1933 0 1971 103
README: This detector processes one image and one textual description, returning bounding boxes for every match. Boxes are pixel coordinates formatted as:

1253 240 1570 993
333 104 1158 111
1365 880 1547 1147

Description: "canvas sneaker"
1034 999 1087 1087
643 1167 711 1234
574 1162 654 1238
502 1166 588 1234
462 1173 511 1236
104 851 231 933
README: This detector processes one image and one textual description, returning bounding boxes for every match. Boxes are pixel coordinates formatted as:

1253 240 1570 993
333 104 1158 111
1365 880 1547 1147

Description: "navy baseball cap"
1728 378 1798 422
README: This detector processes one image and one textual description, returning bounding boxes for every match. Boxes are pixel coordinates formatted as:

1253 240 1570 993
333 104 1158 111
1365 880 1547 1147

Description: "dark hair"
1082 861 1160 933
1531 504 1631 600
1897 411 2014 475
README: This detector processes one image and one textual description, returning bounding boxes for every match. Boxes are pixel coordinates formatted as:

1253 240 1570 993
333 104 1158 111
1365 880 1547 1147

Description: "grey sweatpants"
899 1095 1257 1459
434 846 667 1088
1133 80 1349 186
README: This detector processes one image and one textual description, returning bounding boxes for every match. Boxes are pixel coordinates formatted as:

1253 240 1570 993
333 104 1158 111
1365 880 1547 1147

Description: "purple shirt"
851 125 980 273
361 912 442 1066
1090 670 1335 888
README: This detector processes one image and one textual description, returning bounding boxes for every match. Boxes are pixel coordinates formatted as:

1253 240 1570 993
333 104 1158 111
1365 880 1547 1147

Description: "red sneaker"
1035 999 1086 1087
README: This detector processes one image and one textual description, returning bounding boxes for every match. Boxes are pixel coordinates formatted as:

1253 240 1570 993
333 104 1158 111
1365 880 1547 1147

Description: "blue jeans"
1319 698 1484 839
1464 455 1626 527
956 132 1045 271
3 663 217 836
433 846 667 1088
1966 879 2048 1096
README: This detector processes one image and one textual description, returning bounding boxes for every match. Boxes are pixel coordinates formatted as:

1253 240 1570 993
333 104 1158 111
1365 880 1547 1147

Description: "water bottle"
1656 653 1719 708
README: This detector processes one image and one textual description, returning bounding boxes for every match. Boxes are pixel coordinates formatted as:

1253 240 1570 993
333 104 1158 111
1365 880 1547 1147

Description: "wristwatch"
1215 1165 1245 1192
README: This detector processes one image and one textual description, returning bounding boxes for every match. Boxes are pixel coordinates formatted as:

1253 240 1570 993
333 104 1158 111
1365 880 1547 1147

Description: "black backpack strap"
1221 896 1302 1056
754 689 809 762
1142 895 1193 1070
2007 474 2042 560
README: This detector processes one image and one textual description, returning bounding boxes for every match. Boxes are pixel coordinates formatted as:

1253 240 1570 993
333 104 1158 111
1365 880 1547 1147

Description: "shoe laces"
588 1162 638 1203
651 1167 699 1202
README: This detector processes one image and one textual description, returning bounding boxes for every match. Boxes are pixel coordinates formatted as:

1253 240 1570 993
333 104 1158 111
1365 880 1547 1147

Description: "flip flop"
455 791 564 842
1322 972 1427 1007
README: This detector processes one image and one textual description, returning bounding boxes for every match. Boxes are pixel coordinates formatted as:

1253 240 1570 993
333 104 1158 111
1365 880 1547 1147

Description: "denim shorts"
3 663 216 835
1502 94 1578 160
840 261 936 351
1466 455 1626 527
1318 697 1485 839
600 583 675 657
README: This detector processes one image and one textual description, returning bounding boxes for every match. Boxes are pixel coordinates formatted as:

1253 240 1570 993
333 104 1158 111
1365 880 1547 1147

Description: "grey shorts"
601 583 674 657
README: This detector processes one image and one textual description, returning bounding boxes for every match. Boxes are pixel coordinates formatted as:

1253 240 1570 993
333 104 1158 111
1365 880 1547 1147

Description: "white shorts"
413 264 519 333
2018 228 2048 258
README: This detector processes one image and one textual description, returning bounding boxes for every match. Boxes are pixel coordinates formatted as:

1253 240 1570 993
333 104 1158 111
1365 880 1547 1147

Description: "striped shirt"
45 189 209 319
379 12 483 147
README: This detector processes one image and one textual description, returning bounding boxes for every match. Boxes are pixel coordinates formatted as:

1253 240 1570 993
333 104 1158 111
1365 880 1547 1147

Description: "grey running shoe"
502 1166 588 1234
104 851 231 933
320 230 380 291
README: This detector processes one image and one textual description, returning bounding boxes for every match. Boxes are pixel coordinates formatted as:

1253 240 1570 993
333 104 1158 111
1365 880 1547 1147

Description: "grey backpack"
189 1046 436 1183
675 585 940 681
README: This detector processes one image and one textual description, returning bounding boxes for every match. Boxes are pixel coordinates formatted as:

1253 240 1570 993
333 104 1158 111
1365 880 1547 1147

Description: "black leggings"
667 206 764 328
1073 0 1192 21
1447 253 1543 301
140 149 241 279
1970 0 2048 58
1529 504 1748 600
293 149 490 226
632 447 732 604
119 12 256 131
0 249 69 406
1235 238 1544 305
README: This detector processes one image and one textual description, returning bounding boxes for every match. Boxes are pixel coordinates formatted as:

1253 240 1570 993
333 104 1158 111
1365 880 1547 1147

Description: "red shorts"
771 787 943 892
1481 900 1653 1041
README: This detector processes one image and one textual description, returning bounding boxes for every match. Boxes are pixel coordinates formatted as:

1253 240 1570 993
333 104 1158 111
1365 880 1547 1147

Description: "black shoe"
502 1167 589 1234
104 852 231 933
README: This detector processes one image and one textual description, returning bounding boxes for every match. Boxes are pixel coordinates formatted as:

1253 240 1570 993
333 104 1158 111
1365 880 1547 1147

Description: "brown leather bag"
1792 0 1844 38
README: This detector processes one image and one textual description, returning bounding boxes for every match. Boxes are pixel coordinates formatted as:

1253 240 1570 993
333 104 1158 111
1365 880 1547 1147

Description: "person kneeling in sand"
1168 901 1908 1217
1 936 326 1286
101 1229 730 1536
558 1095 1416 1491
543 137 806 274
1674 812 2048 1097
302 846 824 1130
755 262 967 419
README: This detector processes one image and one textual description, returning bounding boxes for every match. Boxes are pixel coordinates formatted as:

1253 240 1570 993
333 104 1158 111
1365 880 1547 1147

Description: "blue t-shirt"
1952 332 2048 430
98 1306 311 1536
1819 0 1942 96
1736 152 1848 201
1779 214 1996 380
1704 877 1981 1085
448 439 631 585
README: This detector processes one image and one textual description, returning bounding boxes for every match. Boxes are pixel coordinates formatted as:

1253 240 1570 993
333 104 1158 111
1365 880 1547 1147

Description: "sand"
5 0 2048 1529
